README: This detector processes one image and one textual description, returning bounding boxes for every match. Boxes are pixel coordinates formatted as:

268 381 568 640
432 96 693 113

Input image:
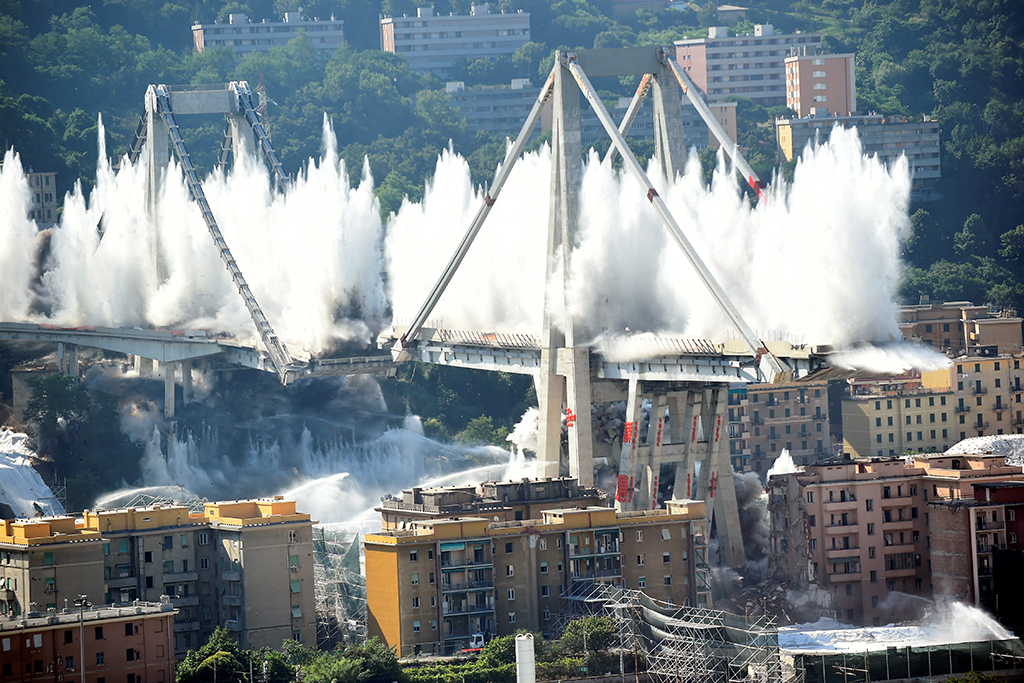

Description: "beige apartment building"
841 355 1024 458
0 600 177 683
380 5 530 77
728 382 830 473
0 516 105 617
898 300 1022 356
192 11 344 56
768 450 1024 626
365 500 710 656
2 497 315 657
674 25 822 107
784 52 856 118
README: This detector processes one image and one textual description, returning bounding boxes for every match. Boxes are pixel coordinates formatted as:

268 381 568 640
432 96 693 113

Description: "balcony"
174 620 200 631
594 567 623 579
976 543 1006 555
882 518 915 530
830 571 862 583
165 571 198 582
973 387 988 396
825 547 860 560
884 567 918 578
813 414 827 422
171 595 199 607
225 620 243 632
955 405 971 414
569 543 619 557
440 557 491 569
976 520 1005 531
823 499 858 512
221 571 240 582
825 523 857 535
222 595 242 606
975 422 991 429
106 575 137 589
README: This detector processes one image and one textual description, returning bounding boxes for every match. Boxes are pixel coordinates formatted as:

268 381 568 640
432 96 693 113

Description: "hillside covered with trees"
1 0 1021 308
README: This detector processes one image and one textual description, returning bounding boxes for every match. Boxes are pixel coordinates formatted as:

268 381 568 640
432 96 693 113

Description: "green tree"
176 627 247 683
340 638 406 683
23 373 90 458
558 616 617 654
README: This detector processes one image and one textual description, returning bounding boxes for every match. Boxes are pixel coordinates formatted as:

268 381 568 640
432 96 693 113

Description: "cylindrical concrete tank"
515 633 536 683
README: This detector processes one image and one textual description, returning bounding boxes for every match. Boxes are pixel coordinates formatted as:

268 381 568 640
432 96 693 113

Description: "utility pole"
73 595 89 683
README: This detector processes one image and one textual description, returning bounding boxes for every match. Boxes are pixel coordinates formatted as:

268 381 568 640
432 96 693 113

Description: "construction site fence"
791 638 1024 683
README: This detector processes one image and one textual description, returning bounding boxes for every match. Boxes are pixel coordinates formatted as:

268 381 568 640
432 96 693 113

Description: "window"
869 547 876 559
291 580 301 593
867 523 875 535
542 585 550 597
412 620 421 632
410 573 418 585
125 623 134 637
539 539 547 550
865 499 873 511
638 577 646 589
96 653 105 665
809 539 817 550
870 570 877 583
65 630 73 644
198 532 208 545
1010 510 1017 521
164 560 174 573
807 491 814 503
637 554 645 565
429 572 434 584
44 551 54 566
126 649 136 661
664 575 672 586
540 562 548 574
95 627 104 640
663 552 671 563
289 555 299 567
412 597 420 608
508 589 516 600
291 605 302 618
200 558 209 570
508 612 516 623
636 530 644 542
506 565 514 577
410 551 418 562
505 542 513 553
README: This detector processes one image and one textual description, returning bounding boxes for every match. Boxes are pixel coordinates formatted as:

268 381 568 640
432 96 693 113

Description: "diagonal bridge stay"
384 46 832 568
131 82 301 384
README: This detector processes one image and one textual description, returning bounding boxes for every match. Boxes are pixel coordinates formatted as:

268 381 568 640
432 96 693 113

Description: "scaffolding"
312 526 366 649
566 585 781 683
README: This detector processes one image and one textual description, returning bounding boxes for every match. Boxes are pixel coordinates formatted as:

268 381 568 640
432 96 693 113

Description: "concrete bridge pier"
134 355 154 377
56 342 78 378
163 362 176 418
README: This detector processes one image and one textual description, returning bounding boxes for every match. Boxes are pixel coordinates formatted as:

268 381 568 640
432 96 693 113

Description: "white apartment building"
380 5 530 76
192 11 344 56
675 24 822 107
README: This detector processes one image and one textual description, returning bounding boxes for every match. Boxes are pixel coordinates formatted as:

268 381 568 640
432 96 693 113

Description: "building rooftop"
0 599 175 632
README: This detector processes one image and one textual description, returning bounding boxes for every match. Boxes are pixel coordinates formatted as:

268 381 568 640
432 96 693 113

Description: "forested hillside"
1 0 1021 308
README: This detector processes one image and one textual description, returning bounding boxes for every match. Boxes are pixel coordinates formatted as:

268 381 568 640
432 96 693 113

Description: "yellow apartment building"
365 501 709 656
897 301 1021 356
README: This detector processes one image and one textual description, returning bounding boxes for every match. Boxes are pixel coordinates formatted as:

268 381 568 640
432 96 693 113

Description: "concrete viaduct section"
385 46 835 568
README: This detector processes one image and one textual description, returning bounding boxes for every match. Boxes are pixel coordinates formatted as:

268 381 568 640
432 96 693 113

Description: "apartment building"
192 11 344 56
784 52 856 118
767 447 1024 626
378 477 606 530
0 517 105 617
26 171 58 226
775 113 941 201
898 300 1022 356
930 477 1024 633
365 500 709 656
380 5 530 77
0 497 314 657
727 382 830 474
0 600 176 683
923 356 1024 439
205 499 317 650
674 25 822 107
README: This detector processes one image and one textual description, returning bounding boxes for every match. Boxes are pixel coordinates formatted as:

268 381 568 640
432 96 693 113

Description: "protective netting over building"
788 638 1024 683
313 526 366 649
569 585 782 683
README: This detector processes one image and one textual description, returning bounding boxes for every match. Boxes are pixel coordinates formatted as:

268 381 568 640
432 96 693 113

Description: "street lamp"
73 595 90 683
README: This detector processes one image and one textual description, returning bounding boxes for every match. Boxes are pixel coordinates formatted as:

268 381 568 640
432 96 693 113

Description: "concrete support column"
614 377 642 511
534 351 564 479
135 356 154 377
144 85 169 280
672 392 699 500
560 346 594 487
181 359 193 405
164 361 177 419
56 343 78 378
228 115 255 166
639 394 668 509
706 387 747 568
651 65 688 182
